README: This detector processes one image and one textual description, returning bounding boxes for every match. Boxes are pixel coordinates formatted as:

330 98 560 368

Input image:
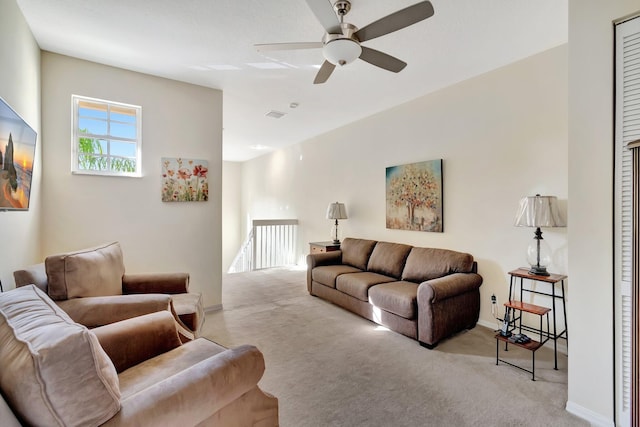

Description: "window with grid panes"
72 95 142 177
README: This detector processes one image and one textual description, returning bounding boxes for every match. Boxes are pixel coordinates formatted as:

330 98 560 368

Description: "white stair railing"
228 229 254 273
228 219 298 273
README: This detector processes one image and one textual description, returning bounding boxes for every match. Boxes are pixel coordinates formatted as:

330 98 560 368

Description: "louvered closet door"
615 15 640 427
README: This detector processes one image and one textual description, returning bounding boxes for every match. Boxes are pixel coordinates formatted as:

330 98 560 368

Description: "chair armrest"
13 263 48 293
122 272 189 294
93 311 182 373
0 394 21 427
417 273 483 303
103 345 274 426
57 294 172 328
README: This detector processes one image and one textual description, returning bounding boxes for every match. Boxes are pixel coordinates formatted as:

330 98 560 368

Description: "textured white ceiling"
16 0 568 161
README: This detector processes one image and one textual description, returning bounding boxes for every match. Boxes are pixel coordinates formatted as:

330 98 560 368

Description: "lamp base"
528 265 550 276
332 239 340 244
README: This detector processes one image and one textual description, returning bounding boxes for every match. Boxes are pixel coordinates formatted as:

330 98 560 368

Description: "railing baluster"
228 219 299 273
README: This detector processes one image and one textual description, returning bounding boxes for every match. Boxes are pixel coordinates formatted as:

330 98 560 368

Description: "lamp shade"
514 195 566 228
326 202 348 220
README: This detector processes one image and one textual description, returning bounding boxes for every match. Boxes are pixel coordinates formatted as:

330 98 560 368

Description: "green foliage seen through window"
78 131 136 173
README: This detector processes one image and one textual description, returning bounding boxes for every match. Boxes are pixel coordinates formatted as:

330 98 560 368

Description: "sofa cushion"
312 264 363 289
46 241 125 300
340 238 377 270
336 272 396 302
402 247 475 283
0 285 121 427
367 242 413 279
369 281 419 320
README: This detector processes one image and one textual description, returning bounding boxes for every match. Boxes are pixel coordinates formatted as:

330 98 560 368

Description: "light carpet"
202 267 586 427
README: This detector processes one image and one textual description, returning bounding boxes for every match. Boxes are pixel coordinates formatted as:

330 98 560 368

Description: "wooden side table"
508 268 568 370
309 241 341 254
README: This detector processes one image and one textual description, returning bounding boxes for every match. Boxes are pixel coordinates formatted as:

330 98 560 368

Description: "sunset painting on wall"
0 97 37 211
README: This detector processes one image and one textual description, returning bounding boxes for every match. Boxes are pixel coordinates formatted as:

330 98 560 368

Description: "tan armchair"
0 285 278 426
13 241 204 340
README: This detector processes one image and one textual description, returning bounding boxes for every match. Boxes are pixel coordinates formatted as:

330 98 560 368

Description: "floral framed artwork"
162 157 208 202
386 159 443 232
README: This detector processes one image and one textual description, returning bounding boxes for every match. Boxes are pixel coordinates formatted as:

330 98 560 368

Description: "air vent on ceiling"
265 110 286 119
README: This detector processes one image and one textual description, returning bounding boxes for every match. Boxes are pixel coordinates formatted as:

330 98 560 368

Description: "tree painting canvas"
162 157 209 202
386 159 443 232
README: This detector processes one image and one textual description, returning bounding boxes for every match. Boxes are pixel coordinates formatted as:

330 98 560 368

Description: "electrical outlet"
491 294 496 304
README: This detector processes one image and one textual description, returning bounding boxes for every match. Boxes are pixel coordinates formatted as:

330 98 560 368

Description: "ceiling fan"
255 0 435 84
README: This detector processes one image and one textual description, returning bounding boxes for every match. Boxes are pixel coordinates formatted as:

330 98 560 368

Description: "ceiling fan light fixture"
256 0 435 83
323 38 362 66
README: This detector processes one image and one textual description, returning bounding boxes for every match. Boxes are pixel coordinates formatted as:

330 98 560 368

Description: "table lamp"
514 194 566 276
326 202 348 244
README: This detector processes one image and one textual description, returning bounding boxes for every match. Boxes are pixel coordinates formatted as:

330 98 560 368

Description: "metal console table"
495 300 551 380
508 268 568 370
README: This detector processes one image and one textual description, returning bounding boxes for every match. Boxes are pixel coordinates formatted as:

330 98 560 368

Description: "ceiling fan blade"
313 61 336 84
355 1 434 43
305 0 342 34
359 47 407 73
255 42 323 52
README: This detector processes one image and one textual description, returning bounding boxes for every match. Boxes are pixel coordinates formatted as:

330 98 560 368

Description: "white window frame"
71 95 142 177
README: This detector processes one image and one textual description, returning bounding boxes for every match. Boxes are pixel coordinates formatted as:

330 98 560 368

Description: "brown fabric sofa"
13 241 204 340
307 237 483 348
0 285 278 426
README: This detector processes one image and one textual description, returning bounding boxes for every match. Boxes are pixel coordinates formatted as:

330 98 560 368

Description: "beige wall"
241 45 569 335
40 53 223 308
223 160 242 272
0 0 41 289
567 1 638 425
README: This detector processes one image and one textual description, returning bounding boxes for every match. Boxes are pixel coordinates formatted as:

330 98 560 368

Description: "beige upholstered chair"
13 241 204 340
0 285 278 426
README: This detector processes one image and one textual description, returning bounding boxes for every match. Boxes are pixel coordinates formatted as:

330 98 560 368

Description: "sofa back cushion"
367 241 413 279
402 247 475 283
0 285 121 427
340 238 377 270
46 241 125 300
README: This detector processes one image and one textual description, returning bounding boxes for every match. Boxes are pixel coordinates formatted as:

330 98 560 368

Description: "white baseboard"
481 320 610 426
204 304 223 313
477 319 498 330
565 401 614 427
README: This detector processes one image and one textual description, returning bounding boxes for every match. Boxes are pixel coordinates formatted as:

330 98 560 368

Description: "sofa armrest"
13 263 48 293
418 273 483 303
93 311 182 373
307 251 342 268
122 272 189 294
417 273 483 347
306 251 342 290
57 294 172 328
102 345 275 426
